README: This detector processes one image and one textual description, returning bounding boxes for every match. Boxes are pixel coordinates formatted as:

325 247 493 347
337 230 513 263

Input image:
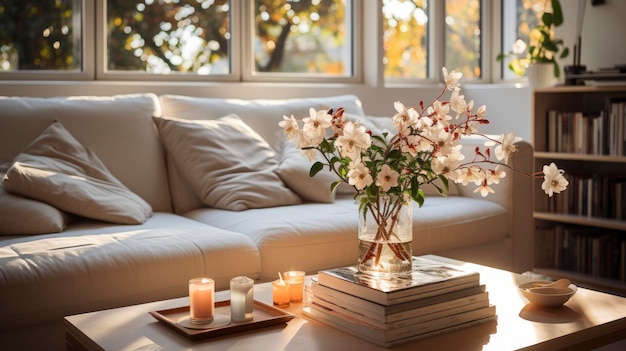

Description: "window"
106 0 231 75
500 0 549 80
252 0 353 78
0 1 539 83
0 0 82 72
382 0 483 82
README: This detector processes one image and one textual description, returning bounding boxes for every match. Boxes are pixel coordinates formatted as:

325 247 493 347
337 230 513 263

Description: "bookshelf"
532 86 626 296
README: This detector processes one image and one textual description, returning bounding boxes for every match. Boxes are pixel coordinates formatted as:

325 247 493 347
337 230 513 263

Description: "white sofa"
0 93 533 350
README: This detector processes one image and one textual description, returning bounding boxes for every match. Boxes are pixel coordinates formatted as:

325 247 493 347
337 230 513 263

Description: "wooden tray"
149 300 295 340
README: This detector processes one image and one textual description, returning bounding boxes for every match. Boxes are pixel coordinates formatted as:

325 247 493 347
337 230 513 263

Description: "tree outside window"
253 0 350 76
106 0 231 75
0 0 81 71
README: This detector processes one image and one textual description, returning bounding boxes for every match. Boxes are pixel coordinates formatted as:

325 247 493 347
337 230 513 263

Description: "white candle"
189 278 214 324
230 276 254 322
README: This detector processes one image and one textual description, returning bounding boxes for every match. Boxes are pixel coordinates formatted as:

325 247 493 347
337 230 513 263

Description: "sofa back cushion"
158 94 366 214
0 94 172 213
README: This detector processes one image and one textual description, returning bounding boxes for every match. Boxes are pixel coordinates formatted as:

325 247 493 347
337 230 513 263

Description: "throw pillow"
2 121 153 224
153 115 301 211
275 136 336 203
0 173 71 235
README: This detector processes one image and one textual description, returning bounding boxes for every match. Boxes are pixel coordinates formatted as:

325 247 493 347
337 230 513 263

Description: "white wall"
0 1 624 143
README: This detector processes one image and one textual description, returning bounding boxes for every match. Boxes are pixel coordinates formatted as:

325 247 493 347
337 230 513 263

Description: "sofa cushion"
153 115 301 211
3 121 153 224
0 213 261 329
0 94 171 213
184 194 508 280
0 185 71 235
158 94 367 214
275 136 337 203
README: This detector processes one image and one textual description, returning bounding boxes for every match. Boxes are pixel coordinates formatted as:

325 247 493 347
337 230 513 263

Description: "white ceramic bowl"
519 280 577 307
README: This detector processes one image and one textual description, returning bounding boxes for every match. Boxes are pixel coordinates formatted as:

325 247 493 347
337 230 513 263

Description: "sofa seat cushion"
0 213 260 329
184 195 508 280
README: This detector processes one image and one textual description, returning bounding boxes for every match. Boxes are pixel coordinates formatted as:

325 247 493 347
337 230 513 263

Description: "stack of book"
303 256 496 347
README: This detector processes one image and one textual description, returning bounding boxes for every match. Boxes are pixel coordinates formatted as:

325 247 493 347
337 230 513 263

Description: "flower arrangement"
279 67 568 276
496 0 569 78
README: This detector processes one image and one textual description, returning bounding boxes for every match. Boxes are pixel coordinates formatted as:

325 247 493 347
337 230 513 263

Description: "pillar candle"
189 277 214 324
230 276 254 322
272 279 290 307
283 271 305 303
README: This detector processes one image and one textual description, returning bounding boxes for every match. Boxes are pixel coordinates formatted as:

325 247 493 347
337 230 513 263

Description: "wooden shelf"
534 212 626 231
535 152 626 163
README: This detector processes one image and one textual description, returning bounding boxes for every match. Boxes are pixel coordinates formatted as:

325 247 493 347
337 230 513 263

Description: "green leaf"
559 47 569 59
551 0 564 27
330 180 342 195
309 162 324 177
542 12 553 28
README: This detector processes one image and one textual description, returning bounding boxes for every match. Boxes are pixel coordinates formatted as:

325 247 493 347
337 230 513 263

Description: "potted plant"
497 0 569 86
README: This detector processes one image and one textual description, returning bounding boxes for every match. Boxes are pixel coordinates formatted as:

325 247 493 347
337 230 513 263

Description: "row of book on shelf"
546 98 626 155
546 173 626 220
535 224 626 282
302 256 496 348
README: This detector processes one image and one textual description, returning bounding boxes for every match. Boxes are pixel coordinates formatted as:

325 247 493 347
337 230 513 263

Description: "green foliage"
496 0 569 79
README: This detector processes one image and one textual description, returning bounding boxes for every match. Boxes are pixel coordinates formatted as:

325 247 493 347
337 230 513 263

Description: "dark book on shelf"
317 256 480 306
303 302 496 347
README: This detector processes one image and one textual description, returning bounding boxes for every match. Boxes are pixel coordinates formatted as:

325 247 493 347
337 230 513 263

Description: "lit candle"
189 277 214 324
283 271 305 303
272 273 290 307
230 276 254 323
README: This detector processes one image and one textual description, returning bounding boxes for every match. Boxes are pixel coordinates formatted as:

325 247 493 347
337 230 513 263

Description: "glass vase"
357 194 413 278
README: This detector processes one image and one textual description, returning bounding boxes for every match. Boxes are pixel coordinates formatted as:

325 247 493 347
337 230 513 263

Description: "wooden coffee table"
64 255 626 350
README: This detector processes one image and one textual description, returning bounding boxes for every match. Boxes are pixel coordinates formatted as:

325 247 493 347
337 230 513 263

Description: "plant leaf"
309 162 324 177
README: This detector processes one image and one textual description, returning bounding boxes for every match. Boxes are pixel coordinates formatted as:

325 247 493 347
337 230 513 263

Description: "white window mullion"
430 0 445 82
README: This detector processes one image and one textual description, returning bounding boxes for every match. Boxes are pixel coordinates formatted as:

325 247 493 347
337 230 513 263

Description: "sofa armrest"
456 135 534 272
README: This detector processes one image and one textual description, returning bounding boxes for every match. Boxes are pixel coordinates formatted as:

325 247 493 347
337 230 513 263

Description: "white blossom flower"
541 163 569 197
375 164 399 192
279 114 301 142
456 166 483 186
302 108 332 145
392 101 418 136
336 121 371 159
429 100 452 123
485 167 507 185
431 145 464 178
495 132 518 163
347 162 373 190
443 67 463 91
474 180 495 197
449 88 467 118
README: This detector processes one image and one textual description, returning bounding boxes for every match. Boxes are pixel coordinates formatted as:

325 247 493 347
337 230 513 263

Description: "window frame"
0 0 513 84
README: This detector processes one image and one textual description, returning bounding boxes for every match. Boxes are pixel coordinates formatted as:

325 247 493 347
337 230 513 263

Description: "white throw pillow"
276 136 337 203
0 179 71 235
2 121 153 224
153 115 301 211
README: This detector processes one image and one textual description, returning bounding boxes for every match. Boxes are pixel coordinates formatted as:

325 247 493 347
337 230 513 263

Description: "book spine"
312 296 490 329
303 303 496 344
318 272 480 305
